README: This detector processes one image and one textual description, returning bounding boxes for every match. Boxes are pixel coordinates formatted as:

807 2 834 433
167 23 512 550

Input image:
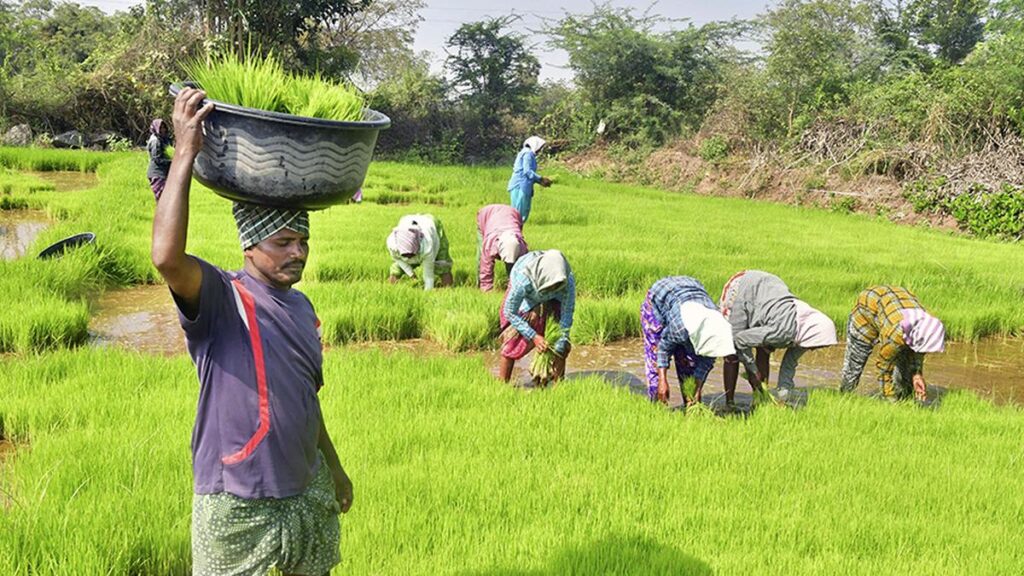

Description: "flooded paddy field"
4 150 1024 574
85 283 1023 406
88 284 183 355
27 170 98 192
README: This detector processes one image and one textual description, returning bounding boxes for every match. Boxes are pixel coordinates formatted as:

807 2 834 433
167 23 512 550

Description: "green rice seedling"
0 146 115 172
284 73 364 122
529 315 564 384
182 50 288 113
572 294 642 344
752 385 779 407
423 288 500 351
182 51 363 121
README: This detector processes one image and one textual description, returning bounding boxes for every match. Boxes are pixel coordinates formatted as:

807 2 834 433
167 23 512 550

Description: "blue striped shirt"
502 252 576 354
649 276 717 380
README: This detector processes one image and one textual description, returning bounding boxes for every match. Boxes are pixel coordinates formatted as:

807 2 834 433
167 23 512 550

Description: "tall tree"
763 0 881 133
908 0 987 63
547 4 729 138
319 0 426 88
143 0 372 73
444 16 540 117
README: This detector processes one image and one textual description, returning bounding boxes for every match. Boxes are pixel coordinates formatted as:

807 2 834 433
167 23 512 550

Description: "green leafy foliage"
948 184 1024 240
698 135 729 163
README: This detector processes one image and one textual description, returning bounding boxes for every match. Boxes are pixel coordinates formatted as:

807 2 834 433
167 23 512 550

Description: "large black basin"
169 84 390 210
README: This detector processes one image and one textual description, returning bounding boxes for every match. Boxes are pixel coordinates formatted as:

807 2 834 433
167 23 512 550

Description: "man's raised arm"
151 88 214 312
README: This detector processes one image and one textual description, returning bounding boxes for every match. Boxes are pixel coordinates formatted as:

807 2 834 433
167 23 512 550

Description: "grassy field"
2 147 1024 574
2 349 1023 574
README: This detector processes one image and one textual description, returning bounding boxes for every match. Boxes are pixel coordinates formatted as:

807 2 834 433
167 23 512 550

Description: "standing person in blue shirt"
507 136 552 223
641 277 736 406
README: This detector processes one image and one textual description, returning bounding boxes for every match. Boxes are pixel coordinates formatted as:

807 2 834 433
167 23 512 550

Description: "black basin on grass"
168 84 390 210
38 232 95 259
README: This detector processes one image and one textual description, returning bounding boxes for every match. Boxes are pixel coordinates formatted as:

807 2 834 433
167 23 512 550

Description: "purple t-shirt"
174 257 325 499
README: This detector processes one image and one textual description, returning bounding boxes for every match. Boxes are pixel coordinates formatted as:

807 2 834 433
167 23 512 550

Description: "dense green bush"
948 184 1024 240
698 135 729 163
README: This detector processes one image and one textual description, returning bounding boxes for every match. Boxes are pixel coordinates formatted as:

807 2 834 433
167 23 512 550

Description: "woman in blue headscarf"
507 136 551 223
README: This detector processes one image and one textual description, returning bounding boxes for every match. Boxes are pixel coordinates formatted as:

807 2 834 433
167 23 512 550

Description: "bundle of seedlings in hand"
681 376 715 417
752 384 780 407
182 50 364 122
529 316 564 385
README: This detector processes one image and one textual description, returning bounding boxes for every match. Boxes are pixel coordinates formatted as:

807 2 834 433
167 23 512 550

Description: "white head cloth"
496 231 525 264
523 136 546 153
679 301 736 357
901 309 946 353
793 299 839 349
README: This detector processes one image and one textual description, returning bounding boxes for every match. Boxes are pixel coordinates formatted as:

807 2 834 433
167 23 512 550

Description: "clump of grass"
0 147 113 172
182 51 364 122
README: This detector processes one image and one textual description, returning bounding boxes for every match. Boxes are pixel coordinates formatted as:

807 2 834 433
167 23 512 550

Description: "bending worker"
152 87 352 575
507 136 551 223
498 250 576 384
840 285 945 401
641 276 736 407
719 270 838 405
476 204 528 292
387 213 453 290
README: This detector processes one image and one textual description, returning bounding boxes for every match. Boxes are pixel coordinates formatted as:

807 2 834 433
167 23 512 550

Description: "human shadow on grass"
460 534 712 576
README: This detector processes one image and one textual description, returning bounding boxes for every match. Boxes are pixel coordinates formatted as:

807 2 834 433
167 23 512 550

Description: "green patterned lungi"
191 460 341 576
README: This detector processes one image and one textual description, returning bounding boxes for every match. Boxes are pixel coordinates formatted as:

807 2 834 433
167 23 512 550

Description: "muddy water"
84 288 1023 406
529 337 1024 406
28 170 98 191
89 284 185 355
0 210 49 260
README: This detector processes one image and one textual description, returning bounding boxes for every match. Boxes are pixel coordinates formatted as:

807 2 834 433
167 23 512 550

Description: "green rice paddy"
1 147 1023 573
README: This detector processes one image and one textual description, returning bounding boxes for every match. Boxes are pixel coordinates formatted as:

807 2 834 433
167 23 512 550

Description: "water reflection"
0 211 49 260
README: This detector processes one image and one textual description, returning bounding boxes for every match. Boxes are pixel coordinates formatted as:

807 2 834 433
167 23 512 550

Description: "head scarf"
387 225 422 257
496 231 526 264
523 250 569 293
679 301 736 357
793 299 838 349
901 309 945 353
150 119 166 137
523 136 546 153
232 203 310 250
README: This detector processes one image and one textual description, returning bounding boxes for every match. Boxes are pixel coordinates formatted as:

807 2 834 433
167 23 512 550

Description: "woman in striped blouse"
497 250 576 384
641 276 736 407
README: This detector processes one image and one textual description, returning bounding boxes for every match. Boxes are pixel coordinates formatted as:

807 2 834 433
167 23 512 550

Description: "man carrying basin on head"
498 249 576 384
641 276 736 407
840 285 945 401
386 213 453 290
476 204 528 292
719 270 839 407
152 87 352 576
507 136 552 224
